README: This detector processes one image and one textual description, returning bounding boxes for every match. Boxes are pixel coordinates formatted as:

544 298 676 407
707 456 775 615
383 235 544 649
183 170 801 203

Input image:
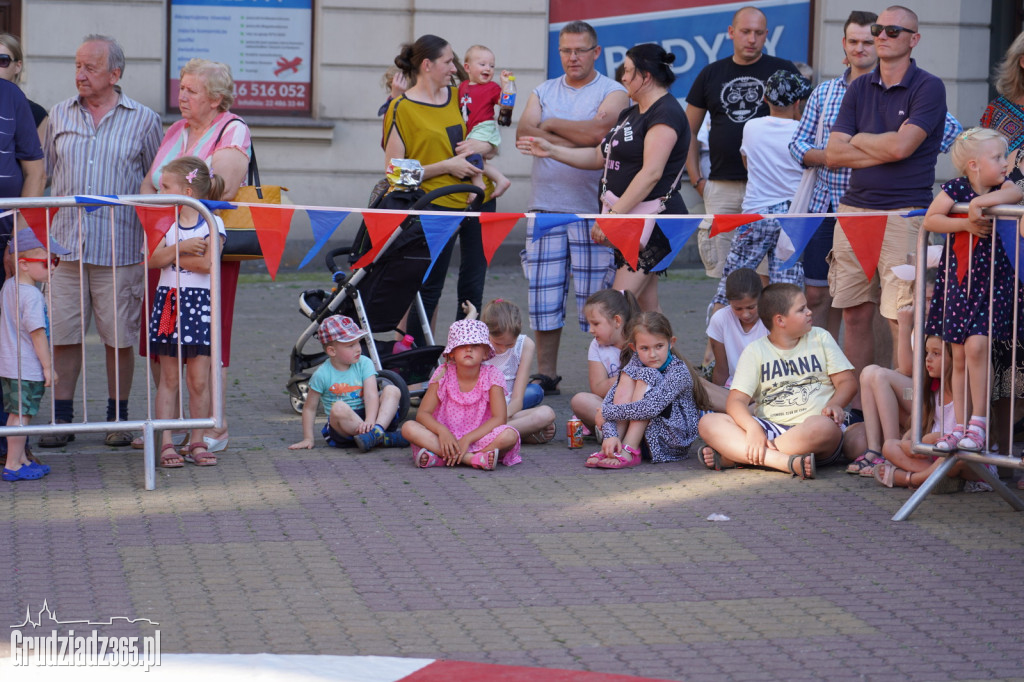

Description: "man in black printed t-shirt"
684 5 799 282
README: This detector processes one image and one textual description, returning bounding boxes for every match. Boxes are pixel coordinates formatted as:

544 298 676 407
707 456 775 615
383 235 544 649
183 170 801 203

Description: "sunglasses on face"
870 24 916 38
0 55 14 68
20 255 60 268
558 46 597 57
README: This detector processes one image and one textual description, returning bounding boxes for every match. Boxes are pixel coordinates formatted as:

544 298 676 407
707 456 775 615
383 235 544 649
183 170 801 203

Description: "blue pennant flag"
530 213 580 242
995 217 1024 284
902 208 928 217
775 216 825 270
75 195 121 212
298 210 350 269
200 199 235 212
421 213 464 281
651 217 703 272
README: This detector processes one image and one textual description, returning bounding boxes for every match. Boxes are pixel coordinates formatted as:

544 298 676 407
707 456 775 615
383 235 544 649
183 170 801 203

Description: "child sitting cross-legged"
698 283 857 479
289 315 406 452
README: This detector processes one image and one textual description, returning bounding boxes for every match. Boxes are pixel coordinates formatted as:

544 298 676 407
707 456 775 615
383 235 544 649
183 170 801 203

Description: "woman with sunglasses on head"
0 34 46 145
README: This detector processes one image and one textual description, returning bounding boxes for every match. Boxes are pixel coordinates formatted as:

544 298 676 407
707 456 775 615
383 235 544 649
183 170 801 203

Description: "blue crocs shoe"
3 466 44 481
26 461 50 475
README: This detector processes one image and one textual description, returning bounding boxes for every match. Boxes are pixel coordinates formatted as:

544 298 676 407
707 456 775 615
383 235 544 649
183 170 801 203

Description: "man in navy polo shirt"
825 5 947 403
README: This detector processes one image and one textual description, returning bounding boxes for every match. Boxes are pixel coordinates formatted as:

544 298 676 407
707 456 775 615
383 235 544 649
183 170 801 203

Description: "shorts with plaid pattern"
523 215 615 332
712 200 804 306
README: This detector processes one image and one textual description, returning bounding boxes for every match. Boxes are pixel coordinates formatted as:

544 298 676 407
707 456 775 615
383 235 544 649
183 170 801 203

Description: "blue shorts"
752 415 846 467
322 407 401 448
523 215 615 332
803 213 836 286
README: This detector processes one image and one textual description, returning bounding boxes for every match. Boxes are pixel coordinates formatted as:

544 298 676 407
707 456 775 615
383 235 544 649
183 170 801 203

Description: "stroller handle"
325 183 486 274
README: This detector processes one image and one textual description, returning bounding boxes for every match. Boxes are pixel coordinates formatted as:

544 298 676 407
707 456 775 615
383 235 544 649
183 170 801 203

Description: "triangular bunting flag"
995 217 1024 285
420 213 464 281
530 213 580 242
299 210 350 269
775 216 825 269
479 212 524 265
135 206 178 257
18 207 60 247
837 214 888 281
250 205 295 280
651 217 702 272
946 214 974 284
710 214 762 237
596 217 645 270
199 199 235 212
352 211 408 269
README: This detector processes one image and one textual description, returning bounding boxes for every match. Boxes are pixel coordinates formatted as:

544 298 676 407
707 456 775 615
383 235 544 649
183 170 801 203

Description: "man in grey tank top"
516 20 628 395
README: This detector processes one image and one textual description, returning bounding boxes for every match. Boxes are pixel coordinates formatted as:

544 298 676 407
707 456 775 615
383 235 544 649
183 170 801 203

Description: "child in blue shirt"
290 315 406 451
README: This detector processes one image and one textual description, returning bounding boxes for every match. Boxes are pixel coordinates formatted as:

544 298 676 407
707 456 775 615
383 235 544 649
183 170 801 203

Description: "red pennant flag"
596 216 645 270
946 214 975 284
352 211 408 269
837 214 888 281
250 205 295 280
135 206 178 256
19 207 60 246
710 214 762 237
479 212 524 265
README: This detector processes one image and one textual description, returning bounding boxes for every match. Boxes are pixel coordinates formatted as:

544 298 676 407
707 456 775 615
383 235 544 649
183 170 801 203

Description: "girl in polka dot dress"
148 156 227 468
402 319 521 470
923 127 1023 454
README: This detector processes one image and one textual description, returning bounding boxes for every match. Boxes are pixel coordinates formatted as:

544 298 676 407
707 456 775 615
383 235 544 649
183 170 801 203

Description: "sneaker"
353 425 384 452
381 430 409 448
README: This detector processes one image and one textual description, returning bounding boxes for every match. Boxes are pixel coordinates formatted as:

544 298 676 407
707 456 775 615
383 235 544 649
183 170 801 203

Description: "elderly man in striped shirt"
41 35 161 448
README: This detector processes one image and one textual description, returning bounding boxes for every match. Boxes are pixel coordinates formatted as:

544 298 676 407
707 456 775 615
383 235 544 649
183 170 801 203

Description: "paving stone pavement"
2 264 1024 680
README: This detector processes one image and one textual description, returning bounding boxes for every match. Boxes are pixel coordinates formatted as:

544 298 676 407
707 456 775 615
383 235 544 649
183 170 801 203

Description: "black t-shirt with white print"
686 53 799 181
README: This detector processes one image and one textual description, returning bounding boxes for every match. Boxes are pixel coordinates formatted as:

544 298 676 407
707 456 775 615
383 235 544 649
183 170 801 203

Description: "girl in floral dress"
402 320 521 469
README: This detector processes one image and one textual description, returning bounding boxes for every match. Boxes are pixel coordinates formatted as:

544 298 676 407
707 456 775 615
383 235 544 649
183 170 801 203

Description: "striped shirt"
44 88 162 266
146 112 251 192
789 70 962 214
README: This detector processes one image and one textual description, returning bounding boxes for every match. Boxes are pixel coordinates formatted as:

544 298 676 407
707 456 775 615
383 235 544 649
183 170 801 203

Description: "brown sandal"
184 441 217 466
160 443 184 468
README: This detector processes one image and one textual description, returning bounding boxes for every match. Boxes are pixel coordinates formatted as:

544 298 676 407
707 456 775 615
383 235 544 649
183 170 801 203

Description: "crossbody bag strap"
212 115 262 199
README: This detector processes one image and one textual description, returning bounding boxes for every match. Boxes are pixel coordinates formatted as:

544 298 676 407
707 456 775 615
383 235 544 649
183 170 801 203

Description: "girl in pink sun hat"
402 319 521 470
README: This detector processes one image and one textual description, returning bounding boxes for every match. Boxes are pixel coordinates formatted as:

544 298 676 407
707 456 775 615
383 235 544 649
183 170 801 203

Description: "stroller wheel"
378 369 411 422
288 379 310 415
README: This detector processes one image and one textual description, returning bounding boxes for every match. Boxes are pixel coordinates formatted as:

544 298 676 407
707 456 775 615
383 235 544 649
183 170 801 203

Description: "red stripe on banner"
399 660 679 681
550 0 733 23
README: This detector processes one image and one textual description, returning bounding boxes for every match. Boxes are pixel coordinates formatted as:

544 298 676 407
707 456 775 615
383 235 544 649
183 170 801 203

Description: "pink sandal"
584 451 603 468
957 418 987 452
467 449 497 471
934 425 964 453
414 448 445 468
596 445 641 469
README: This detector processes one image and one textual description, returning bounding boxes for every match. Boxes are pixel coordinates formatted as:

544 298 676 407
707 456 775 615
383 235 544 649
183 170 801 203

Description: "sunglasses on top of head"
870 24 916 38
20 255 61 268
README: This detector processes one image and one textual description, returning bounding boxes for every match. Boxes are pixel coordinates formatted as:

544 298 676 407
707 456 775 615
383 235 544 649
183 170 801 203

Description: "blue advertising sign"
548 0 811 100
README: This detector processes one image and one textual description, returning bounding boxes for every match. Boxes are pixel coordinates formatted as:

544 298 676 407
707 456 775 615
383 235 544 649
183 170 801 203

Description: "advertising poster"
169 0 312 115
547 0 811 100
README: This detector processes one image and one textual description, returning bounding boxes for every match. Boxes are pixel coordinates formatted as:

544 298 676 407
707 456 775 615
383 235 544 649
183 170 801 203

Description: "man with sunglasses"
825 5 950 400
789 10 961 353
41 35 161 448
516 20 627 396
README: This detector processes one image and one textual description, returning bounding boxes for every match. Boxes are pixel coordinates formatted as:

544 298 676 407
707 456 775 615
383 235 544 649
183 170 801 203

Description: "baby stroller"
286 183 485 414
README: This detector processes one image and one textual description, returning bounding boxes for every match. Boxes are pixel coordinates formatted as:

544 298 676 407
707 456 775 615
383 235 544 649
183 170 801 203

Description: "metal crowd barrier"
0 195 223 490
897 202 1024 520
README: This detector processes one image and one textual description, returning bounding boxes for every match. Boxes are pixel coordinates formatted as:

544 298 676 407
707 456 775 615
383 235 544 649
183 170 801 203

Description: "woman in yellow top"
383 34 495 339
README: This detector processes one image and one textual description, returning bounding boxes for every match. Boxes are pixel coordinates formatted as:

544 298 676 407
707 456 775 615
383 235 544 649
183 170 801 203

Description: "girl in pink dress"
402 320 521 469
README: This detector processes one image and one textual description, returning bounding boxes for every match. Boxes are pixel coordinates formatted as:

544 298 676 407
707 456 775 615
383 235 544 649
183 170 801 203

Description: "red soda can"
567 417 584 449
